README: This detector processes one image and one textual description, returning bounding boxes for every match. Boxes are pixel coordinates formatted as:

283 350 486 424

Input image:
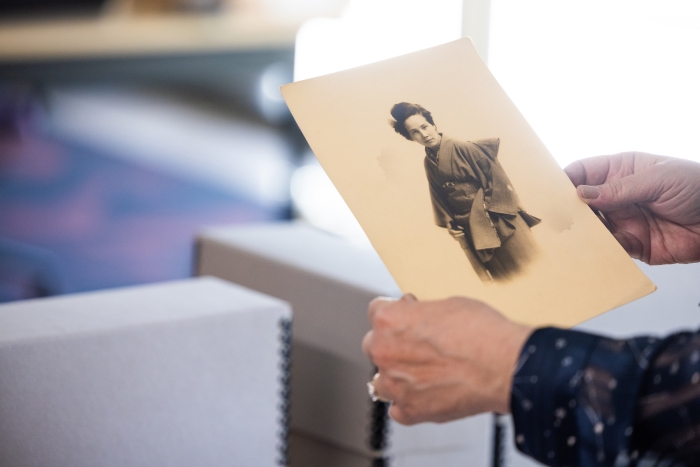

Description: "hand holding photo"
282 38 655 327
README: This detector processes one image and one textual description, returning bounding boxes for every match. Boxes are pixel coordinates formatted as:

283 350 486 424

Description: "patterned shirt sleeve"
511 327 700 466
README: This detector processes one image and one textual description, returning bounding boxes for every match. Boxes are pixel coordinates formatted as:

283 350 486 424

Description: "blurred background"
0 0 698 303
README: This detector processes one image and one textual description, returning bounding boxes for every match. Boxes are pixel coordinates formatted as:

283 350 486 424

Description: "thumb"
576 172 659 211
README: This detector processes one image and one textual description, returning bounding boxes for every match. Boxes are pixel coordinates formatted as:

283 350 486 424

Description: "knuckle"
379 373 407 402
402 293 417 302
391 405 418 426
370 347 392 367
445 295 475 312
365 336 387 362
368 297 392 322
389 406 411 425
605 180 625 199
365 343 380 362
382 374 400 393
373 308 396 329
367 298 382 320
563 160 585 186
361 332 373 355
368 296 387 311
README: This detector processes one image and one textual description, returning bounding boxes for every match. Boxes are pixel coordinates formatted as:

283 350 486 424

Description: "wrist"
492 323 535 414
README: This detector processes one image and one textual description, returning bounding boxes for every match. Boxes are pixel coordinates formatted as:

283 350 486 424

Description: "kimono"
424 136 540 281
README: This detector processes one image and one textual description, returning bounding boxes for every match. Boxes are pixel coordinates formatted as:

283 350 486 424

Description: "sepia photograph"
282 38 654 327
390 102 540 282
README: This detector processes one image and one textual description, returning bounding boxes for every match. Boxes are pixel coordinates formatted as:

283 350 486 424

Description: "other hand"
361 294 532 425
565 153 700 264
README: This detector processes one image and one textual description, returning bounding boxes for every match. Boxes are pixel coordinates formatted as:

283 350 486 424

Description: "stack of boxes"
196 223 494 466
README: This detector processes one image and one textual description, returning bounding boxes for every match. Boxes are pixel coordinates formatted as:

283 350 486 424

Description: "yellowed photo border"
282 38 655 327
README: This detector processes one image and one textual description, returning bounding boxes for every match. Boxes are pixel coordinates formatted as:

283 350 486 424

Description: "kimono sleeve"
424 158 452 228
428 180 453 228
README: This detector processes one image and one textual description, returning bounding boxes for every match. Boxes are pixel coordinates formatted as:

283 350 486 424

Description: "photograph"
390 102 541 282
282 38 654 327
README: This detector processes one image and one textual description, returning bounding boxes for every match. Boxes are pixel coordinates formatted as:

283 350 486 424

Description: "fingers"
566 152 671 211
368 294 416 324
368 296 394 324
361 330 374 357
387 388 435 425
373 372 421 425
564 156 612 187
364 294 420 405
372 372 397 403
365 294 417 364
578 171 661 211
389 404 418 426
563 160 587 187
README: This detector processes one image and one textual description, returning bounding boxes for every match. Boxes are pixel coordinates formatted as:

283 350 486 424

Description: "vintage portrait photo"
282 39 654 327
389 102 540 282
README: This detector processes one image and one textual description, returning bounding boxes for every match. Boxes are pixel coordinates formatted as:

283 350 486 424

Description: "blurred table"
0 9 299 62
0 6 302 117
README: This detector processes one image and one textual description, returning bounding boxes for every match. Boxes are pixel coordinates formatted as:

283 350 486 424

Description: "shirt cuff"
510 327 597 466
511 327 659 466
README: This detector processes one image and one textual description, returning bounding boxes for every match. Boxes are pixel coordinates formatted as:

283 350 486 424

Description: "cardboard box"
0 277 291 467
196 223 492 465
197 223 700 467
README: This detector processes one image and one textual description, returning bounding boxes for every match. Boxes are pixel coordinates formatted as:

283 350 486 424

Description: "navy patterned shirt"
511 327 700 466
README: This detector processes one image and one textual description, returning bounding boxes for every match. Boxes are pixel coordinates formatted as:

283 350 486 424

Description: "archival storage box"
196 223 493 466
0 277 291 467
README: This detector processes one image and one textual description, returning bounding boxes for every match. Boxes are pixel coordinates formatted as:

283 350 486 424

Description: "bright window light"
294 0 463 81
489 0 700 167
290 155 369 244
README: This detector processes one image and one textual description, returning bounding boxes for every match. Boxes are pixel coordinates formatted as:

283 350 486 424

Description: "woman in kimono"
389 102 541 282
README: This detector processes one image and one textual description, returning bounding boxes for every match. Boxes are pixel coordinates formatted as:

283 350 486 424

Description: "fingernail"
579 185 601 200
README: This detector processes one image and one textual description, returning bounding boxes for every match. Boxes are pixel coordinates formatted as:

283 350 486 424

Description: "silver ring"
367 373 391 403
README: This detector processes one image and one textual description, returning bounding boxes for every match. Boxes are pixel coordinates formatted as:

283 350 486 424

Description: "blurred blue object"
0 238 66 302
0 88 290 303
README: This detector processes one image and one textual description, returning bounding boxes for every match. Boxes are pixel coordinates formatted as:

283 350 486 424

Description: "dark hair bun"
389 102 435 141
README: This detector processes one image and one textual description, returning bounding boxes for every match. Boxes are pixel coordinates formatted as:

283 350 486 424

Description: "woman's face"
403 114 441 149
